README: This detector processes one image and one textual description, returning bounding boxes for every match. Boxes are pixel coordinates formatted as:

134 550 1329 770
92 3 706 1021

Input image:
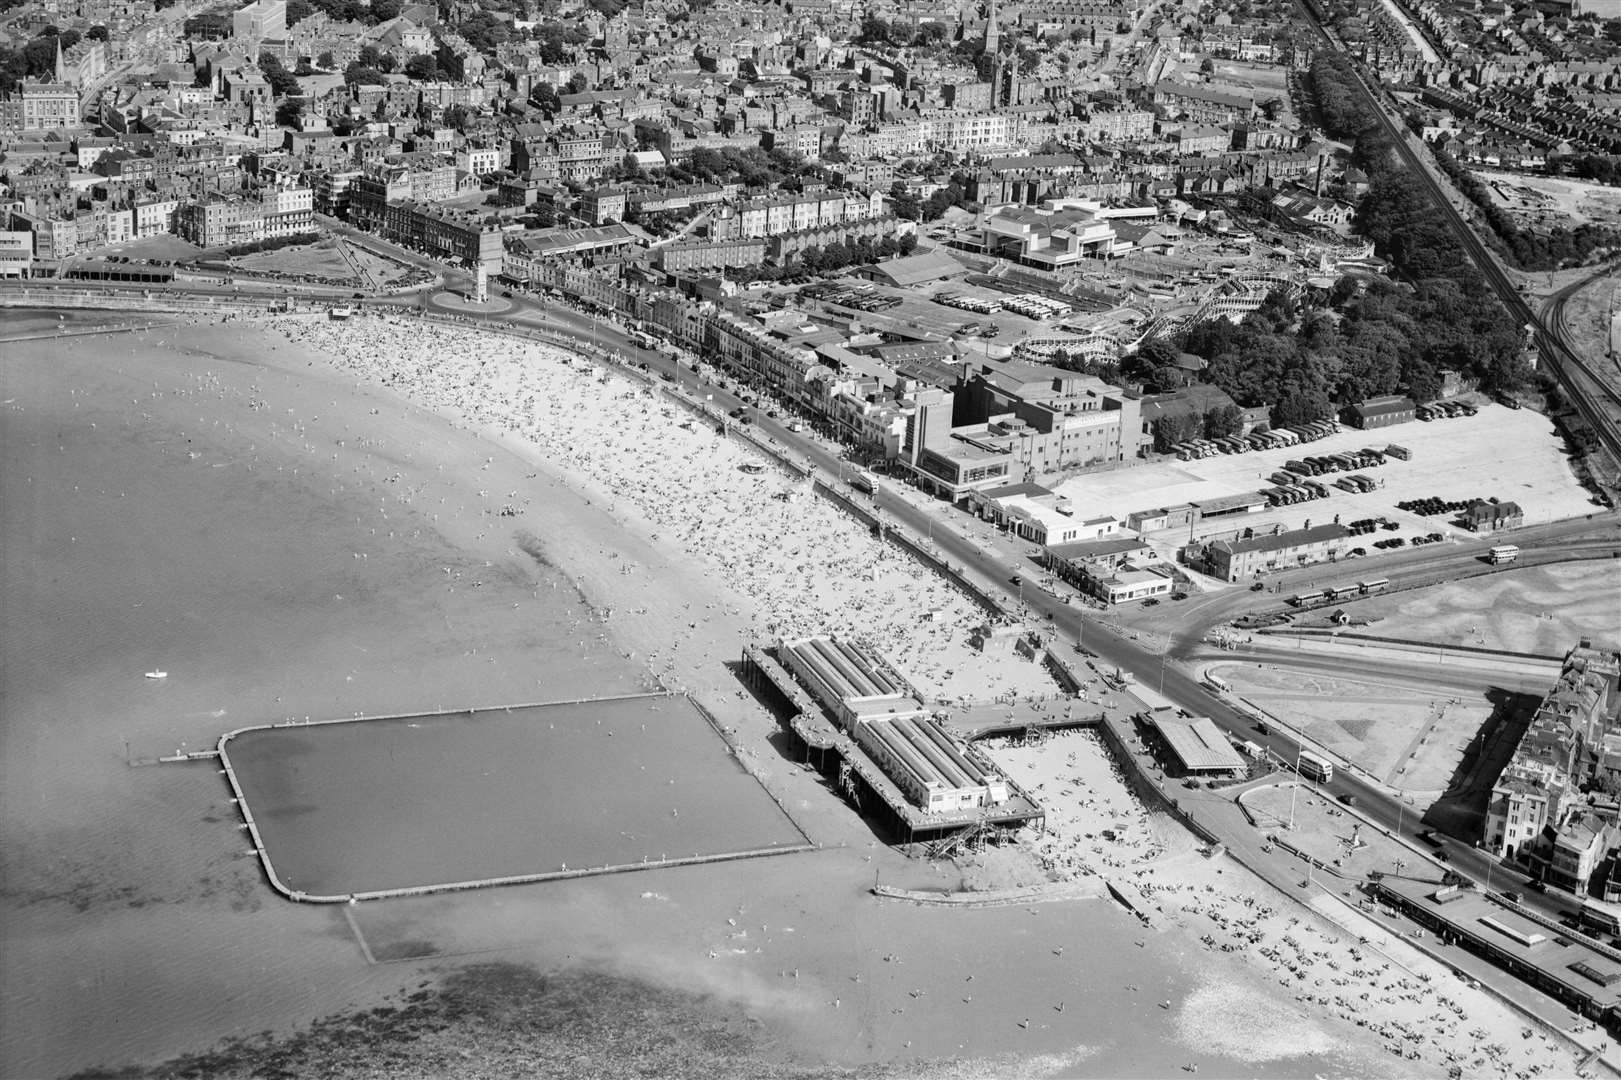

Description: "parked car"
1143 597 1160 607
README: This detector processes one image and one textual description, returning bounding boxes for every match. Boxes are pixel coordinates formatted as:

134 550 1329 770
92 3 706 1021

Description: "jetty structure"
742 636 1043 849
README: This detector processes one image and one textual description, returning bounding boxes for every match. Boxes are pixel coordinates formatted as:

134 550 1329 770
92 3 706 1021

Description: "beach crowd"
275 313 1060 704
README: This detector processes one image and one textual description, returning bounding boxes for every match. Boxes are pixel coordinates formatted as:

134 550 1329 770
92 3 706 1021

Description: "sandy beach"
985 732 1585 1077
0 311 1582 1079
273 312 1062 706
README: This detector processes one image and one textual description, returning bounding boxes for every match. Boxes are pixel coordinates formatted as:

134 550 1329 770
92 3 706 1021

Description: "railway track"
1292 1 1621 495
1542 272 1621 489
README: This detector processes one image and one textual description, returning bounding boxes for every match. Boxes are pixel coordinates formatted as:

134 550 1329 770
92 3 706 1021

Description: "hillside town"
6 0 1616 556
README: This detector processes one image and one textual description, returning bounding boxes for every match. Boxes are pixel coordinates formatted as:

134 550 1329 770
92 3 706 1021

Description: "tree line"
1431 147 1620 272
1138 54 1531 428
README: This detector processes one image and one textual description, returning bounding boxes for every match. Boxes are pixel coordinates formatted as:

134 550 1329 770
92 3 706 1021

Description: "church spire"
54 35 66 82
983 0 999 56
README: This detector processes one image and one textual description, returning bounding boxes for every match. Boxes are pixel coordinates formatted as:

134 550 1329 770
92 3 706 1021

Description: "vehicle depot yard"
1053 403 1593 564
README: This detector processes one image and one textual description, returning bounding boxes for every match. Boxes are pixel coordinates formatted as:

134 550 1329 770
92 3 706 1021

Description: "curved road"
16 259 1617 929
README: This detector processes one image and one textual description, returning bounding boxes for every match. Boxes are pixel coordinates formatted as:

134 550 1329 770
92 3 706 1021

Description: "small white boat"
145 670 168 680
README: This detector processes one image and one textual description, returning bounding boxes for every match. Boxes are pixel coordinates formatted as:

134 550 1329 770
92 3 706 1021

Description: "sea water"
0 320 636 1074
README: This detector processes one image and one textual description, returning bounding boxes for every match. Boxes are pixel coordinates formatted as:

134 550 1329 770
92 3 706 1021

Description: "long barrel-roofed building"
779 636 1010 814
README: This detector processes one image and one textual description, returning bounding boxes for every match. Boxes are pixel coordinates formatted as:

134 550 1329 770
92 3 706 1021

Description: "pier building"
778 636 1014 815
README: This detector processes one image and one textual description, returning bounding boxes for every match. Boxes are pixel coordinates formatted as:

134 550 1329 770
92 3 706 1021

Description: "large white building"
778 636 1010 814
233 0 287 45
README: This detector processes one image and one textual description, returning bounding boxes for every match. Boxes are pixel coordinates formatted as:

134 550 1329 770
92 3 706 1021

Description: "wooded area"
1155 55 1531 428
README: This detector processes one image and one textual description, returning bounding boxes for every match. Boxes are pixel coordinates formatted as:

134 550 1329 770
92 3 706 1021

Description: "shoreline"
2 311 1585 1080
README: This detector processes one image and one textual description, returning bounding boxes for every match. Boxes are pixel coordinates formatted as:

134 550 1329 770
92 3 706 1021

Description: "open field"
1325 561 1621 657
1208 60 1292 95
231 240 357 282
1054 403 1594 565
104 234 203 261
1241 782 1423 876
225 695 807 898
1209 663 1492 792
1474 169 1621 230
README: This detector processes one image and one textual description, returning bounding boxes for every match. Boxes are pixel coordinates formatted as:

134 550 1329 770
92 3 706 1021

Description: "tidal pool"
222 694 810 898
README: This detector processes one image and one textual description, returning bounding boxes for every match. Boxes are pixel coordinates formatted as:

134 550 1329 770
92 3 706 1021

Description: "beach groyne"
871 879 1106 908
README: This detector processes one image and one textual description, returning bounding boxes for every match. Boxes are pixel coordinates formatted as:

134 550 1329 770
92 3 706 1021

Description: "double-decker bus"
1297 750 1334 783
1488 545 1520 565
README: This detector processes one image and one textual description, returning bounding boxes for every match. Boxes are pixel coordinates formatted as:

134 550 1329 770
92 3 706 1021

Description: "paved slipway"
0 314 1572 1079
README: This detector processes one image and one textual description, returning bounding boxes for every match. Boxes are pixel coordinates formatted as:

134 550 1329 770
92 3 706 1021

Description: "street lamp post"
1288 745 1303 829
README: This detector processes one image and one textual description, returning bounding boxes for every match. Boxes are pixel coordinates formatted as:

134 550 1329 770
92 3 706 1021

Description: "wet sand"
0 319 635 1074
1 314 1578 1079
